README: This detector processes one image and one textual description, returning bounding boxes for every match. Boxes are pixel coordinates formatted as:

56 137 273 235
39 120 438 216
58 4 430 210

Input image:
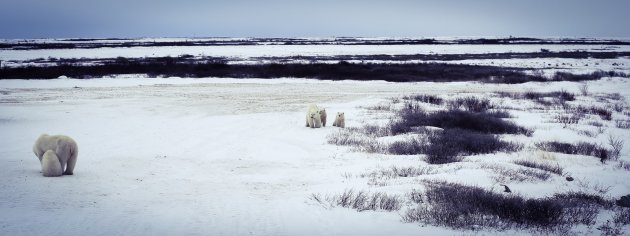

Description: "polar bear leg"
64 151 77 175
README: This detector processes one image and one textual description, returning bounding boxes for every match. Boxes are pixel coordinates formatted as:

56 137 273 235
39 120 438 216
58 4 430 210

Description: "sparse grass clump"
403 181 564 228
524 90 575 102
402 94 444 105
447 97 493 112
390 107 530 136
551 70 625 82
311 190 402 212
403 182 614 231
573 105 613 121
387 137 425 155
361 166 440 179
480 163 552 182
384 128 522 164
326 130 384 153
498 90 577 106
425 129 522 164
536 141 610 162
329 100 527 164
615 119 630 129
513 160 563 175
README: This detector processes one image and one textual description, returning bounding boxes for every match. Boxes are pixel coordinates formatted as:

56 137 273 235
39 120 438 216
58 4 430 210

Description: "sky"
0 0 629 38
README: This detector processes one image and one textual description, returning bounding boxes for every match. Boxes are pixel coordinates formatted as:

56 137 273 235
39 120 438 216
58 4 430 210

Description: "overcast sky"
1 0 628 38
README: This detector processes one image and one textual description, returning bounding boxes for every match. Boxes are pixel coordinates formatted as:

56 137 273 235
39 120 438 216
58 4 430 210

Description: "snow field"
0 77 629 235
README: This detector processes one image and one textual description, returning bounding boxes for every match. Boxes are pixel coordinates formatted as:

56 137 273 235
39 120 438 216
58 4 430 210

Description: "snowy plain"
1 38 630 235
1 76 629 235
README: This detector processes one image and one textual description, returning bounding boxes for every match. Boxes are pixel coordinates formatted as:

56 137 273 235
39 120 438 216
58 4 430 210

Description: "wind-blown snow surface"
1 77 629 235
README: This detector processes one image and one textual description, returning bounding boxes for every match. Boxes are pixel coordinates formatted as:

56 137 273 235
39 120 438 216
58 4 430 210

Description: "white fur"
305 104 322 128
41 150 63 177
33 134 78 175
333 112 345 128
319 109 327 127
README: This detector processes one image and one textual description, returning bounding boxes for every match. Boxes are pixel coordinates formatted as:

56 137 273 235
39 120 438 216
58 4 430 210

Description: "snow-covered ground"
1 77 629 235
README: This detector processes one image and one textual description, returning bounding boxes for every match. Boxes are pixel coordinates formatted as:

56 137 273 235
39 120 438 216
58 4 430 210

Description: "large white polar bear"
305 104 322 128
41 150 63 177
33 134 78 175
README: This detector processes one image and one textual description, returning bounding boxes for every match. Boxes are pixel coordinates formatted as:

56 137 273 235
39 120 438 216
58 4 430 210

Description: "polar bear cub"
333 112 345 128
320 108 327 127
305 104 322 128
33 134 78 175
41 150 63 177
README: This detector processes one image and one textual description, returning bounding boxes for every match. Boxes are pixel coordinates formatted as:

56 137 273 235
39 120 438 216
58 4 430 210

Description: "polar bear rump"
41 150 63 177
33 134 78 175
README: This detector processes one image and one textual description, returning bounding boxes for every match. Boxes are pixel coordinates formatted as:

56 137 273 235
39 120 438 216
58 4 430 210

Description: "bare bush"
364 103 392 111
403 181 564 229
425 129 522 164
617 161 630 171
613 208 630 225
402 94 444 105
390 106 530 136
447 96 493 112
553 191 613 226
615 119 630 129
361 166 440 179
513 159 563 175
480 163 552 182
573 105 613 121
579 83 589 96
554 114 581 127
607 135 624 161
326 131 384 153
536 141 610 163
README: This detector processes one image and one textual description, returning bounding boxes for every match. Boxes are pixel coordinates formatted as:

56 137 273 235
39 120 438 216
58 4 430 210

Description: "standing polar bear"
320 108 327 127
41 150 63 177
333 112 345 128
33 134 78 175
305 104 322 128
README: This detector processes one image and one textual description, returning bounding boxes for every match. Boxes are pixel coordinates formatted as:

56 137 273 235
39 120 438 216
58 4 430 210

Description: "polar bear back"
41 150 63 177
33 134 77 163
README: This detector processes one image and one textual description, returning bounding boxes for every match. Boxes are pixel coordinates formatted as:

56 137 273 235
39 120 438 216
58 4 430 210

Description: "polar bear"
41 150 63 177
33 134 78 175
320 108 327 127
333 112 345 128
305 104 322 128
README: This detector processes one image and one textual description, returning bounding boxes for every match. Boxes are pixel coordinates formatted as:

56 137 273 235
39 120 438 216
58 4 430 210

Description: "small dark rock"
617 194 630 208
566 176 574 181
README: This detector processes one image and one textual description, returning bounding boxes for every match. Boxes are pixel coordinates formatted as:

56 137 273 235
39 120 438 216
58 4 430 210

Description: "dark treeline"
1 60 623 83
260 51 630 62
2 37 630 50
14 50 630 66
